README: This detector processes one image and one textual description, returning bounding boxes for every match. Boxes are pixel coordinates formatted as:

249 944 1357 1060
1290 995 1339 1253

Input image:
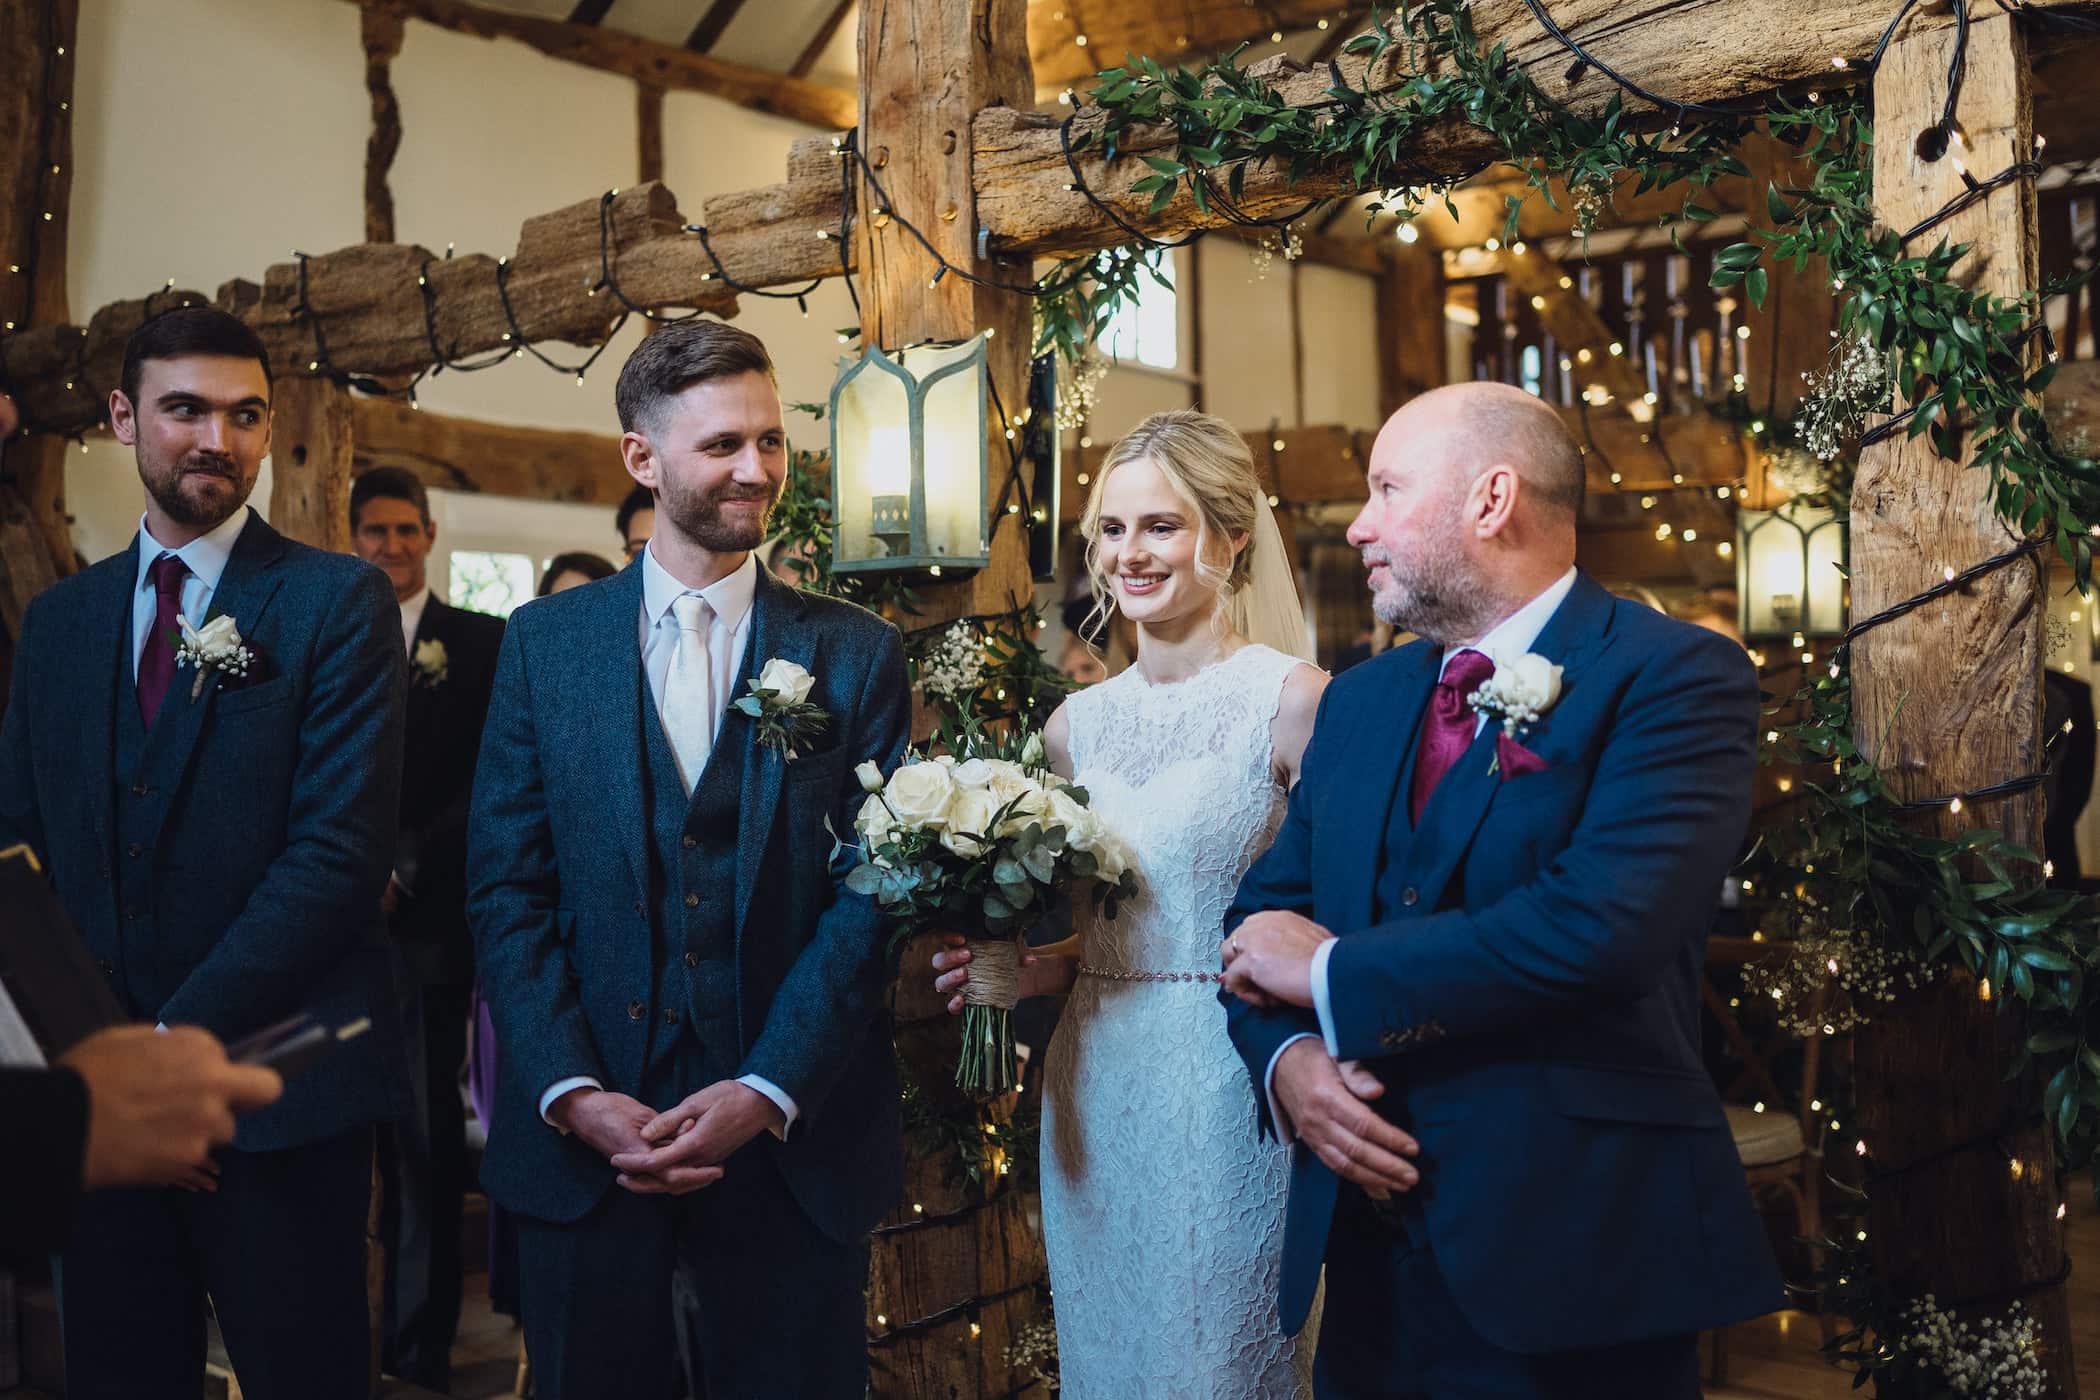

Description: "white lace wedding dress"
1040 643 1314 1399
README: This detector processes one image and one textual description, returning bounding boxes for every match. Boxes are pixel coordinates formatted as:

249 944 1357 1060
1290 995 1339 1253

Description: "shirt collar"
1442 566 1578 675
135 506 251 597
642 544 758 633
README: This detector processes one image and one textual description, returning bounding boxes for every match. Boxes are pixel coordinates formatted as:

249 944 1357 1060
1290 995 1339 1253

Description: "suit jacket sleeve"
1220 678 1327 1136
1322 630 1758 1061
0 591 50 862
467 618 607 1098
158 567 407 1028
1 1064 89 1266
736 625 910 1122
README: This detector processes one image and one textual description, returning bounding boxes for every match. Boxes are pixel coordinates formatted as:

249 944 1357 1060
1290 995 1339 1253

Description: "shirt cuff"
1263 1033 1320 1145
737 1073 798 1139
1310 938 1340 1058
539 1076 602 1130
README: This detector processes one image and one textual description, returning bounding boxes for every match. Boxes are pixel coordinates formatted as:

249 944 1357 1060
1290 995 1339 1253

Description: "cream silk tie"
664 593 716 793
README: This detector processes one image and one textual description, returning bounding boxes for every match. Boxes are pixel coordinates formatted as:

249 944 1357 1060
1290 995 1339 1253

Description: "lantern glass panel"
831 355 914 566
1736 500 1846 639
905 340 989 564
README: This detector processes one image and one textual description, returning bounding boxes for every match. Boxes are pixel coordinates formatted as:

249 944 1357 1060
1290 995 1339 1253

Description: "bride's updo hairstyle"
1078 410 1261 635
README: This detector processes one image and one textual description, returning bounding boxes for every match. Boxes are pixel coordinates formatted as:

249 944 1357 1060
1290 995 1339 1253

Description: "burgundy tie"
1409 648 1496 823
137 553 188 727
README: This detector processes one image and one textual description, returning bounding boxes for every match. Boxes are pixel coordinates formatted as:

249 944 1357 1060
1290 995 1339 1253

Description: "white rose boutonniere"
411 637 449 688
173 612 255 701
732 657 829 759
1467 650 1563 736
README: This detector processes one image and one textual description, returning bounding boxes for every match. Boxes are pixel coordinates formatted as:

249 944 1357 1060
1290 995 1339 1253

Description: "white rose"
950 757 1000 789
939 788 999 858
180 613 241 655
882 759 957 831
1497 651 1564 713
855 760 885 793
854 792 898 846
758 658 815 705
1045 786 1127 880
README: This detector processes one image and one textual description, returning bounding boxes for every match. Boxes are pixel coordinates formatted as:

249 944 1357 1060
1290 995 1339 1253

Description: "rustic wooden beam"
1378 240 1445 417
1850 13 2077 1391
350 395 629 504
362 6 405 244
0 0 80 690
978 1 2094 260
1740 127 1835 422
270 377 357 553
694 133 858 292
791 0 854 78
565 0 614 23
1028 0 1340 91
3 183 740 437
637 81 664 183
684 0 748 53
352 0 858 130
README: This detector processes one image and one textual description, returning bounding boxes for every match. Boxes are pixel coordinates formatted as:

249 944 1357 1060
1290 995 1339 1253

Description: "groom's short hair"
615 321 776 439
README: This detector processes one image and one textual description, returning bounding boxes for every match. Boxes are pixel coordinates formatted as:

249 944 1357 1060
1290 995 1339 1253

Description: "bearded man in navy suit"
1223 382 1782 1398
0 306 409 1398
470 319 909 1399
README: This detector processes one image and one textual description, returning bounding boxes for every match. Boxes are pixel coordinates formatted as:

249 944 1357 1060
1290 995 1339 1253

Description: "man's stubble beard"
143 451 255 531
660 475 782 554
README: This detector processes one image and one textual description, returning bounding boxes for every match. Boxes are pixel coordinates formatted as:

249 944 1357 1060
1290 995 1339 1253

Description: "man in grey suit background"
0 306 410 1398
469 319 910 1399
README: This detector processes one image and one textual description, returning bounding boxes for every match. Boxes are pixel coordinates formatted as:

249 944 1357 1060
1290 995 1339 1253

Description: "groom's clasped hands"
551 1083 784 1195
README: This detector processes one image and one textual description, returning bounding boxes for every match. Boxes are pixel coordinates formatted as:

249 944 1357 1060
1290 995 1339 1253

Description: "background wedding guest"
351 465 505 1393
617 483 655 564
540 551 618 597
3 1025 282 1270
0 305 409 1400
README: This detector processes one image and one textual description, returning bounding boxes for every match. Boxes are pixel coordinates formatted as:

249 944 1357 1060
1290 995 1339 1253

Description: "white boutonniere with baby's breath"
411 637 449 688
1466 650 1563 736
172 612 255 701
733 658 829 760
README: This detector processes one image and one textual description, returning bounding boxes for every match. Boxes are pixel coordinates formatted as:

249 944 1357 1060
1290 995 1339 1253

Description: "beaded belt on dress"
1078 964 1225 985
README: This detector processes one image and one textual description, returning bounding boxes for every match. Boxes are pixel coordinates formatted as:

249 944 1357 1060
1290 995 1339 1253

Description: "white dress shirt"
1265 567 1579 1139
538 545 800 1136
397 584 431 656
130 507 251 681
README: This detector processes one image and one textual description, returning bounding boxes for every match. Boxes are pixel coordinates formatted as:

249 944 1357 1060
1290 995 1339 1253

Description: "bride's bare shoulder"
1043 699 1075 779
1271 662 1329 784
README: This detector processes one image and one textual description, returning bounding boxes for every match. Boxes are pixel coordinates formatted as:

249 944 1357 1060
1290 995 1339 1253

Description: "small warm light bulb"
1943 565 1957 583
1558 275 1573 289
1510 241 1527 254
1530 295 1547 311
1608 341 1624 357
1483 237 1501 252
1736 325 1751 340
1576 348 1593 364
1396 222 1420 244
1682 528 1697 542
1748 420 1765 435
1949 796 1964 815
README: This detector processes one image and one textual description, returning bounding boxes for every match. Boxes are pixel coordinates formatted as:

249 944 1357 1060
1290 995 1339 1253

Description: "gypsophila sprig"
1899 1296 2048 1398
916 621 988 703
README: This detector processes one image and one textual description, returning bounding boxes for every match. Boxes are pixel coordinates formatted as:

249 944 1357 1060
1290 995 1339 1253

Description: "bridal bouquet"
842 721 1137 1099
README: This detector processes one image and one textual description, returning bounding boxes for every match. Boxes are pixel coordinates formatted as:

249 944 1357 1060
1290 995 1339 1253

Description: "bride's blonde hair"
1078 410 1261 642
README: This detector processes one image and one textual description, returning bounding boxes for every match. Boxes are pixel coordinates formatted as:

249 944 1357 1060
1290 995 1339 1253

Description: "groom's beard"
661 475 782 554
1364 523 1497 645
141 449 255 531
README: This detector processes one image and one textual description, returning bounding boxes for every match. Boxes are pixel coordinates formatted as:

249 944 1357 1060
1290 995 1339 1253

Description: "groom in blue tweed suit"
1223 382 1782 1397
0 307 410 1398
469 320 910 1399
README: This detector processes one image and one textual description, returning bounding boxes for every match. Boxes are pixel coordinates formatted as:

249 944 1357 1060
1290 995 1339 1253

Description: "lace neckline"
1124 642 1266 691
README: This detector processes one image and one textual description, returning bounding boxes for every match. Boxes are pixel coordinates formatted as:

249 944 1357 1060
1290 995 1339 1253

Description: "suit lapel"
733 569 810 938
1405 572 1617 912
1341 643 1441 933
87 540 142 866
141 512 289 791
587 565 652 902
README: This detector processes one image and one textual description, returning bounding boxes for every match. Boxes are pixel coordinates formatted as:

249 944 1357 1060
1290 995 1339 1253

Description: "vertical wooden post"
853 0 1046 1394
270 377 357 554
0 0 80 706
361 7 404 246
637 81 665 185
1742 131 1835 425
1851 12 2075 1391
1378 240 1445 419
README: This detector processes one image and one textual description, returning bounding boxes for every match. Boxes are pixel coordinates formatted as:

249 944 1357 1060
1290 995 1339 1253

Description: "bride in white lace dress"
933 411 1327 1398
